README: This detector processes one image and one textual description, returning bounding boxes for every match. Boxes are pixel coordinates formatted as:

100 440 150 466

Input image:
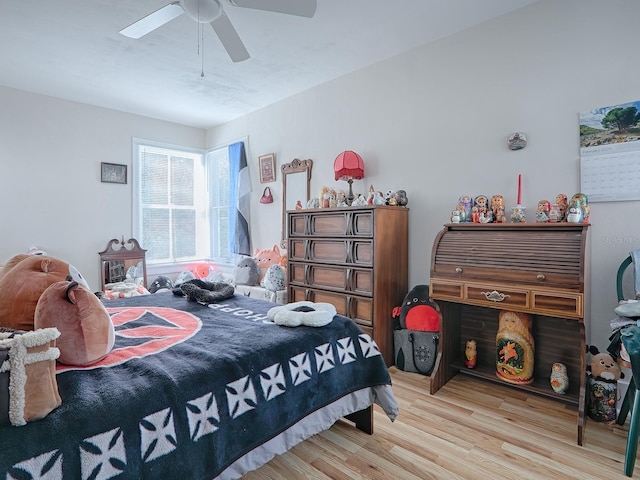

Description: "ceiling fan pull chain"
201 22 205 77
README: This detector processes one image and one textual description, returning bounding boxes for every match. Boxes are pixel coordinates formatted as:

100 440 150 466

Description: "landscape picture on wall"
580 99 640 148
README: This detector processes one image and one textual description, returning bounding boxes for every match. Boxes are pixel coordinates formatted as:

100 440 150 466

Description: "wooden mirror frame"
281 158 313 249
98 238 148 291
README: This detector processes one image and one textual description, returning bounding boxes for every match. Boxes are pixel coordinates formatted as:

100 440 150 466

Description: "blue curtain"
229 141 251 256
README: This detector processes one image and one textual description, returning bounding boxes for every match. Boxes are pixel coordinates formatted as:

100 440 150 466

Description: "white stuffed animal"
267 301 336 327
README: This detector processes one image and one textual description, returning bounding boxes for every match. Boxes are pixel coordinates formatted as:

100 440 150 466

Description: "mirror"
281 158 313 249
98 237 148 291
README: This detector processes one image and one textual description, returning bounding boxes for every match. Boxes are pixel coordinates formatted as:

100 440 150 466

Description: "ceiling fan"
119 0 317 63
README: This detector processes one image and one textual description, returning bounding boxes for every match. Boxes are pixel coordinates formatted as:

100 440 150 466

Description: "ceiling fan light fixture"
181 0 222 23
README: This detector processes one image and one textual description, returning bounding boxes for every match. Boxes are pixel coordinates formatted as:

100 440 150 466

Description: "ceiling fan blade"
120 2 184 39
226 0 317 18
210 11 250 63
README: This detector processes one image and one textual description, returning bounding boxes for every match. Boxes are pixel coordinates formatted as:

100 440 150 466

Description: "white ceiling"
0 0 539 129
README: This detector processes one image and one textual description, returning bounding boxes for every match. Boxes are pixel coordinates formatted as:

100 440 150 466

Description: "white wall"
208 0 640 350
0 87 205 289
2 0 638 350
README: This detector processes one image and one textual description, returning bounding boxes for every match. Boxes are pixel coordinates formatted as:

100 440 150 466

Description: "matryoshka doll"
465 340 477 369
535 199 551 223
458 195 473 222
570 193 590 223
555 193 568 220
548 204 562 223
566 197 584 223
550 362 569 394
496 310 535 385
491 194 505 220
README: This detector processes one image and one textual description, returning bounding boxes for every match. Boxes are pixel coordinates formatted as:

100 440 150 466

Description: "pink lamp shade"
333 150 365 181
334 150 365 206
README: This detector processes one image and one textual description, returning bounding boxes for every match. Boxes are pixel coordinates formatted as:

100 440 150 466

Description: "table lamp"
333 150 364 206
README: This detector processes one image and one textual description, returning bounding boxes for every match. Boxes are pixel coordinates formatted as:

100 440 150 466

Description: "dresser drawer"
288 210 374 237
288 238 373 266
289 263 373 295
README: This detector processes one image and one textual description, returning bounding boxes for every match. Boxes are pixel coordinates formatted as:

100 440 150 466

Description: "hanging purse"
260 187 273 204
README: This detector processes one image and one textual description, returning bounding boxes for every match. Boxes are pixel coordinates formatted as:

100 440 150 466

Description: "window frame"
132 138 239 268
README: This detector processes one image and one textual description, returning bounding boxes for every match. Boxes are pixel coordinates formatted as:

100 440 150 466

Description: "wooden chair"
614 255 640 476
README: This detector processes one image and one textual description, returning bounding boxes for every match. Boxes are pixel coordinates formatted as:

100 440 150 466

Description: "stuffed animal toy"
590 351 622 381
173 279 235 304
0 254 29 283
395 284 441 331
34 280 115 366
0 254 90 331
263 264 286 292
267 301 336 327
233 257 260 286
148 275 175 294
253 245 282 285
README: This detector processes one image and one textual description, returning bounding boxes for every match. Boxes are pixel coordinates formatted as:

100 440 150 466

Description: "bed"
0 291 398 479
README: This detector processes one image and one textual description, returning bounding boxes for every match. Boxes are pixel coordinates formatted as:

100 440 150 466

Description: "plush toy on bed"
173 278 235 304
233 257 260 286
253 245 282 286
34 280 115 366
0 254 90 331
263 264 286 292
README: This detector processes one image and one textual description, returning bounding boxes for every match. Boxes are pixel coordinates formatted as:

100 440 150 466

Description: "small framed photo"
101 162 127 184
258 153 276 184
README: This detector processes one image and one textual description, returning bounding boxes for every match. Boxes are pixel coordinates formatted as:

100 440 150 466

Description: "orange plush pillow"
0 255 91 331
34 281 115 366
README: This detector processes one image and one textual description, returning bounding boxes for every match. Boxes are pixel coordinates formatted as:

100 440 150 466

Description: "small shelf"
451 358 579 406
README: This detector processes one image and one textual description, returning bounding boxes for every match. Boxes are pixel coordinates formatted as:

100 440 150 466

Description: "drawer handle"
455 267 463 274
537 274 546 281
481 290 510 302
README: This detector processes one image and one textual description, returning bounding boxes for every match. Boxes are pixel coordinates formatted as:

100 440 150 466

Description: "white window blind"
133 140 233 265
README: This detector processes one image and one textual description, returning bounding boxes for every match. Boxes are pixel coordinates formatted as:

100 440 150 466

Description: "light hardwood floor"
244 367 635 479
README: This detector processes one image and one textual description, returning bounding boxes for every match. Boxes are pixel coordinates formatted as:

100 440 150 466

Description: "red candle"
517 174 522 205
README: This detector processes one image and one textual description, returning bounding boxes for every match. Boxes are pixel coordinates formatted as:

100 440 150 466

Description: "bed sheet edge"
216 384 397 480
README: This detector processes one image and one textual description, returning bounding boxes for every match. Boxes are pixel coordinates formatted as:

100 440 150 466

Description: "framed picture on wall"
101 162 127 184
258 153 276 183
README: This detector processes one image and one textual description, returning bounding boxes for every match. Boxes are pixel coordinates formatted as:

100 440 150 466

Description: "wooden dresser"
429 223 590 445
287 205 409 366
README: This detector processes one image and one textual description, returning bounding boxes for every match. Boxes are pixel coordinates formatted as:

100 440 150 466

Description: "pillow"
34 280 115 366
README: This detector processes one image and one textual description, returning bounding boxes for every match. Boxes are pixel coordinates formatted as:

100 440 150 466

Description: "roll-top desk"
429 223 589 445
287 205 409 366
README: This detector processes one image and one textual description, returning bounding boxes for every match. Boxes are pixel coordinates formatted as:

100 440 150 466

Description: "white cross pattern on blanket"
6 333 382 479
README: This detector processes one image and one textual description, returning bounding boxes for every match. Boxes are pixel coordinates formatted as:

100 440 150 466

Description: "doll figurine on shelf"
571 193 590 223
535 199 551 223
555 193 568 220
459 195 473 222
465 340 477 368
491 194 505 220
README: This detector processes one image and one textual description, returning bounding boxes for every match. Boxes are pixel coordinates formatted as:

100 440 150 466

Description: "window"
133 139 232 265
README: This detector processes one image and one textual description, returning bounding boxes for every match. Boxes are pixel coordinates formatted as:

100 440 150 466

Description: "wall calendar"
579 99 640 203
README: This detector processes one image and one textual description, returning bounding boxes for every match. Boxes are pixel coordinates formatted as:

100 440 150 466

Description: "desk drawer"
465 284 529 309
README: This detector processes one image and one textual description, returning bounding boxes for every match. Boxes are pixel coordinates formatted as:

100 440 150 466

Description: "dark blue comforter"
0 292 393 479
